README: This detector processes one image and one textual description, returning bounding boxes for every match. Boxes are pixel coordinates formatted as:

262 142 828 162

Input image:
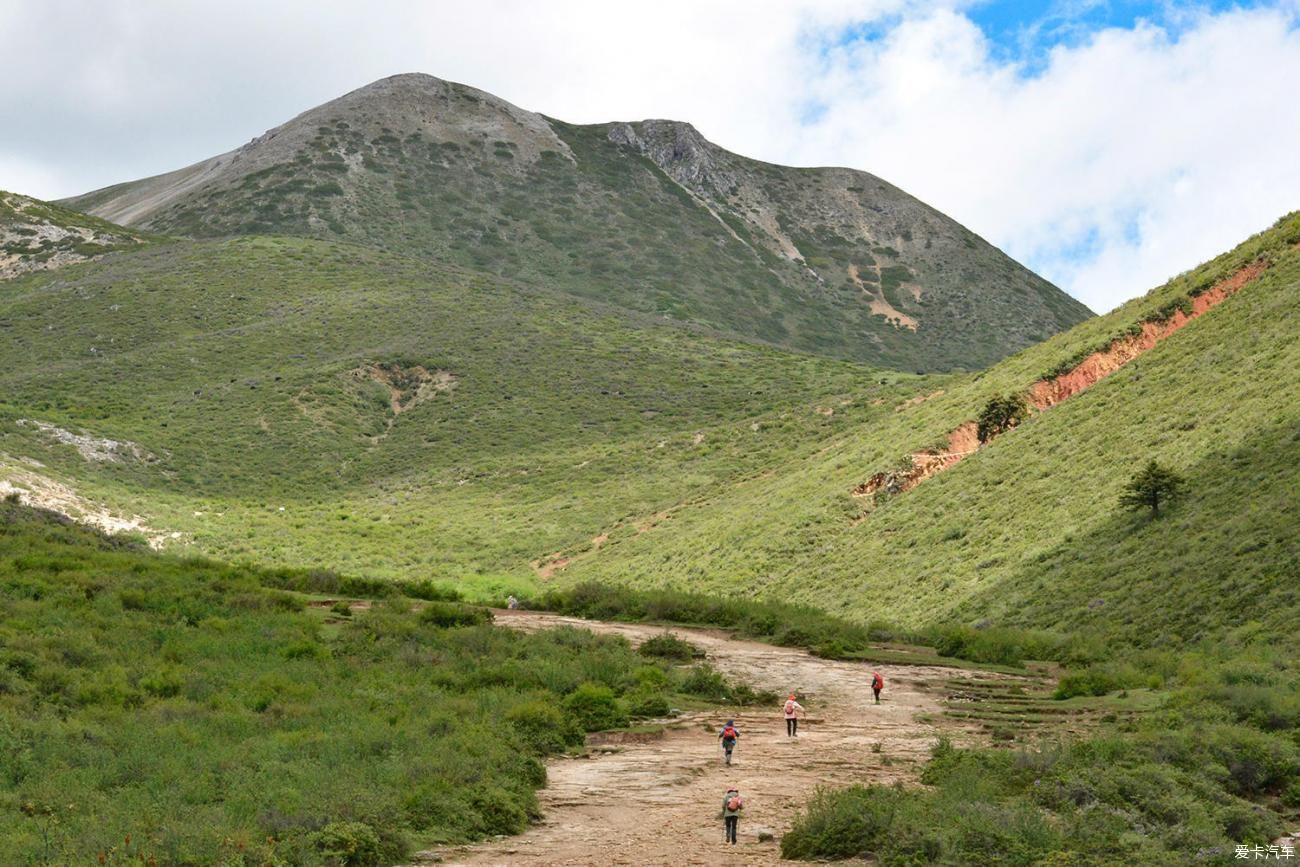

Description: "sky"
2 1 1298 312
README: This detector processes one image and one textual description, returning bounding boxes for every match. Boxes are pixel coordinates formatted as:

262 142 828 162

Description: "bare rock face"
608 120 730 193
59 73 1093 372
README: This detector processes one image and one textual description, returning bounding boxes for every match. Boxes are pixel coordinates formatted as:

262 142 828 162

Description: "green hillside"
61 73 1091 371
0 233 928 589
558 213 1300 647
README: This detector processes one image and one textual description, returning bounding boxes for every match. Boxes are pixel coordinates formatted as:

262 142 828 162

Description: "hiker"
718 719 739 765
872 671 884 704
783 693 804 737
721 786 743 845
506 594 518 610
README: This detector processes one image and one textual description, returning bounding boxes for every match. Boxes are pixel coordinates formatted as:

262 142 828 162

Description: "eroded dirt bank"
854 260 1267 500
415 611 1023 866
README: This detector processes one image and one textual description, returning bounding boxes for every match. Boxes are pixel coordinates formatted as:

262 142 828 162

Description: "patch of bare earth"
18 419 157 463
848 264 918 331
353 363 457 415
418 611 1023 867
0 457 176 548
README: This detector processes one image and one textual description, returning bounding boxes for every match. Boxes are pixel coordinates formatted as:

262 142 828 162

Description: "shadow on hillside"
951 417 1300 647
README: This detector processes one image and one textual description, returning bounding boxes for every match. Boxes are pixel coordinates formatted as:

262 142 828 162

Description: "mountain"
61 73 1092 371
0 190 154 280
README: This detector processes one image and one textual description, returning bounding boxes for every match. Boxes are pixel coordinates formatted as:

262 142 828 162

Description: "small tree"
1119 459 1185 516
977 393 1029 443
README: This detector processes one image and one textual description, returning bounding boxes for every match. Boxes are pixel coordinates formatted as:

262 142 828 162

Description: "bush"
505 699 580 754
419 602 493 628
678 664 729 701
563 682 627 731
637 632 703 661
781 785 905 860
625 690 671 718
1054 669 1120 699
313 821 382 866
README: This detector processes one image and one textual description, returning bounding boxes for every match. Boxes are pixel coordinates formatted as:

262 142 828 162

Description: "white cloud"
785 5 1300 310
0 1 1295 311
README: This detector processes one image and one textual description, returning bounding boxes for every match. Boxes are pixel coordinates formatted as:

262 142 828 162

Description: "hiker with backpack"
718 719 739 765
721 786 743 845
872 671 884 704
783 693 804 737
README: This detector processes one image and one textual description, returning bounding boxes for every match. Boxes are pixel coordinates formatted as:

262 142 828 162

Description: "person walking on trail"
721 786 743 845
783 693 805 737
872 671 884 704
718 719 739 765
506 594 518 610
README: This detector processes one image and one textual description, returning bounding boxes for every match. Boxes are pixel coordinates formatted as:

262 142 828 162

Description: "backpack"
722 725 737 742
873 673 884 689
727 795 743 812
784 699 796 715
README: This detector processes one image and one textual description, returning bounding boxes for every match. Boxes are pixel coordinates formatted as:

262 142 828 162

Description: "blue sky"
968 0 1258 62
1 0 1297 312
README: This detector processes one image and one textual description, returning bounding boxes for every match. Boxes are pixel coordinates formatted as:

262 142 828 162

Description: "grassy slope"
0 235 929 588
562 214 1300 647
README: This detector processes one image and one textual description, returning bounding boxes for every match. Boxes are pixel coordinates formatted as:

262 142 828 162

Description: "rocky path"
414 610 1019 866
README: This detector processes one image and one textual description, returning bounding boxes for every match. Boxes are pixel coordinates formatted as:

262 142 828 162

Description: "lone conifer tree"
1119 460 1185 516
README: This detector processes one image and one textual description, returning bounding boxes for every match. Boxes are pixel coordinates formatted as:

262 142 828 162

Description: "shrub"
140 667 183 698
465 785 530 836
563 682 627 731
625 690 671 718
630 664 670 691
977 393 1029 443
505 699 580 754
637 632 702 661
781 785 905 860
1054 669 1120 700
419 602 493 628
678 664 729 701
313 821 383 867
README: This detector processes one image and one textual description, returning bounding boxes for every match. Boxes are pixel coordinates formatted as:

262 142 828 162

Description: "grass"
0 502 761 864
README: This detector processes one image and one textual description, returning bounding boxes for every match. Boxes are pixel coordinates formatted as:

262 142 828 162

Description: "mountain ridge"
60 72 1093 372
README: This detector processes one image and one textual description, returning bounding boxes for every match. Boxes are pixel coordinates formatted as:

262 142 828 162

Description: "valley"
1 68 1297 867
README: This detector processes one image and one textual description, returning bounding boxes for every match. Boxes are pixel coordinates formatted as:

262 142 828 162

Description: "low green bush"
625 689 671 718
637 632 703 661
505 699 581 753
563 681 627 731
419 601 494 628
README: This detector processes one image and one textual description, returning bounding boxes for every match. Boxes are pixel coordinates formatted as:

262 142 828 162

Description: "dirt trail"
417 611 1021 866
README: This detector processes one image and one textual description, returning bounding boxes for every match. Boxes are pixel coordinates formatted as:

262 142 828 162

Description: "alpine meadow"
1 67 1297 867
